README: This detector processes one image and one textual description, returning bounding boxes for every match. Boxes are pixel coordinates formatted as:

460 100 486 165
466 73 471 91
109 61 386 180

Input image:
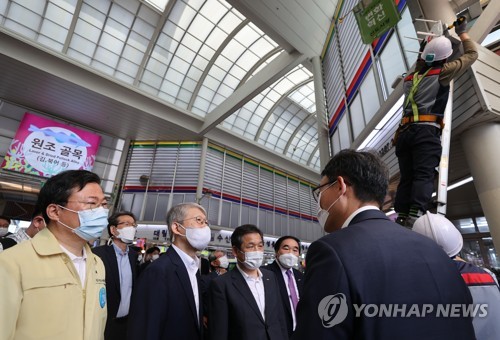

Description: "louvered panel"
274 173 287 210
223 154 242 198
125 146 155 186
299 182 314 218
205 147 224 193
452 70 481 128
174 145 201 187
259 167 274 206
287 178 300 213
150 145 178 186
338 4 369 98
242 160 259 202
323 38 344 117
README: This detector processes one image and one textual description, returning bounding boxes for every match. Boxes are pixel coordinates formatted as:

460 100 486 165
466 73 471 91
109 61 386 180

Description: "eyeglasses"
312 181 337 202
180 216 210 226
117 222 138 228
66 200 108 211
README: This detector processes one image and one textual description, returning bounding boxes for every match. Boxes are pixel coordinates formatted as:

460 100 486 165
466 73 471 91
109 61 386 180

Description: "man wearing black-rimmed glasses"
128 202 211 340
293 149 475 340
93 211 139 340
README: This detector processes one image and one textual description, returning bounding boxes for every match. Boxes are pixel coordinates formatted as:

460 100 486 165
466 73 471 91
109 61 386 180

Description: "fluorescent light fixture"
447 176 474 191
431 176 473 197
358 95 404 150
143 0 169 12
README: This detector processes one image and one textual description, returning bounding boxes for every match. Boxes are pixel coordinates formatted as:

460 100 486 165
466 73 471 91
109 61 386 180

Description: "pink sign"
1 113 101 177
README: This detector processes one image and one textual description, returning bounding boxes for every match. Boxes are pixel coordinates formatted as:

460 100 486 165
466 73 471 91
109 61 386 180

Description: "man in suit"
265 236 304 338
128 202 211 340
292 149 475 340
208 224 287 340
93 211 138 340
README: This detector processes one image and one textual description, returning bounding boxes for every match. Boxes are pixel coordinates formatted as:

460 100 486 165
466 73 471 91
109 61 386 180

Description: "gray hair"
167 202 207 242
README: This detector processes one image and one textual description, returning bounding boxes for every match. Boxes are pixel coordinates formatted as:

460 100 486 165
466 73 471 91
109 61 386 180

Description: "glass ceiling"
0 0 320 171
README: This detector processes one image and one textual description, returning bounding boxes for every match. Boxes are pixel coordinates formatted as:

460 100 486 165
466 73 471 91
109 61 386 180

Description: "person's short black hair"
145 246 160 254
0 215 11 225
36 170 102 223
107 211 136 236
231 224 263 250
321 149 388 208
274 235 301 254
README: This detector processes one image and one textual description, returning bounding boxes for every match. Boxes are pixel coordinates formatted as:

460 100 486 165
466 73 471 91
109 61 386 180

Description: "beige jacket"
0 228 107 340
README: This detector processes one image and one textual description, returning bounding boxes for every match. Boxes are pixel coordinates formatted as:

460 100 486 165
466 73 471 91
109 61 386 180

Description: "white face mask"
317 186 343 230
278 253 299 269
218 255 229 269
0 228 9 237
151 254 160 261
178 223 211 250
116 226 136 244
239 250 264 270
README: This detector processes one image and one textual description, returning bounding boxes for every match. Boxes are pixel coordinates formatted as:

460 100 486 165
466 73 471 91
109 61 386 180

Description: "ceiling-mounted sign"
1 112 101 177
354 0 401 44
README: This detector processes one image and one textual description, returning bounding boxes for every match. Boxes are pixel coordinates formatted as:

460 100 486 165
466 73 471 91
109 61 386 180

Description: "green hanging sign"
354 0 401 44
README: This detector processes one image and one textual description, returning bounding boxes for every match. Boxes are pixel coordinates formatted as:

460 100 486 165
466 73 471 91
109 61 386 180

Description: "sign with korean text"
354 0 401 44
1 113 101 177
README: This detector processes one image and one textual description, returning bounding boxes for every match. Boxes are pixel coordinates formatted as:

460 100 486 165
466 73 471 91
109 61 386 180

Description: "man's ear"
171 222 183 237
231 246 239 258
337 176 348 195
109 225 118 237
46 204 60 221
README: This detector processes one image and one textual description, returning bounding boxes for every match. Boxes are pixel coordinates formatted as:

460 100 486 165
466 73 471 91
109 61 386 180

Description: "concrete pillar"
312 56 330 169
461 124 500 252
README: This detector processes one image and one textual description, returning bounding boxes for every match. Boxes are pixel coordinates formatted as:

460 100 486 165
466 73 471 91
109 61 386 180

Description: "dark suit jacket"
208 267 287 340
92 244 138 322
292 209 476 340
127 246 203 340
265 261 304 338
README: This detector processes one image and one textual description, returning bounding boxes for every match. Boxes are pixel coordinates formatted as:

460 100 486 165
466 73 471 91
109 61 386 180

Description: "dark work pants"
394 124 442 215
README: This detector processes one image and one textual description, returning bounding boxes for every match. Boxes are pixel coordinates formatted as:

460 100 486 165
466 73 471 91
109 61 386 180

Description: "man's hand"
454 16 467 35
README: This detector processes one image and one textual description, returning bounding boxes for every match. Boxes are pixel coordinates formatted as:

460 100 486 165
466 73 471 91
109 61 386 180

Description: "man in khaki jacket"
0 170 108 340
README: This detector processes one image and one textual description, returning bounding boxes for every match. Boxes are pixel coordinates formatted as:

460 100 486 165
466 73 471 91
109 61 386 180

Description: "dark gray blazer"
208 267 287 340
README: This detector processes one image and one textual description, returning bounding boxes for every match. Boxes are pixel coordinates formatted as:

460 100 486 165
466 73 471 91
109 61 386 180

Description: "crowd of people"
0 149 498 340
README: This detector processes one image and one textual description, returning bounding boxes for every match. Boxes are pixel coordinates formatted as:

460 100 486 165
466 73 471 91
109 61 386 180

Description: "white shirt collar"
172 244 200 273
341 205 379 229
236 263 263 280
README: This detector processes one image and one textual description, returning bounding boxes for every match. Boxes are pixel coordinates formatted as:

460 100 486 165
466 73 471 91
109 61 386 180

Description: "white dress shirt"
172 244 201 322
60 244 87 287
236 264 266 320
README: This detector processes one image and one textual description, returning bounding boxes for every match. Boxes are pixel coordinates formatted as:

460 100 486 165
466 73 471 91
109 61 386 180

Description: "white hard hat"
421 36 453 63
413 211 463 257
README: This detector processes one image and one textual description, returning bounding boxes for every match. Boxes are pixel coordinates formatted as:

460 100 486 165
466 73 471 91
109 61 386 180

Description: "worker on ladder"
393 16 478 228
